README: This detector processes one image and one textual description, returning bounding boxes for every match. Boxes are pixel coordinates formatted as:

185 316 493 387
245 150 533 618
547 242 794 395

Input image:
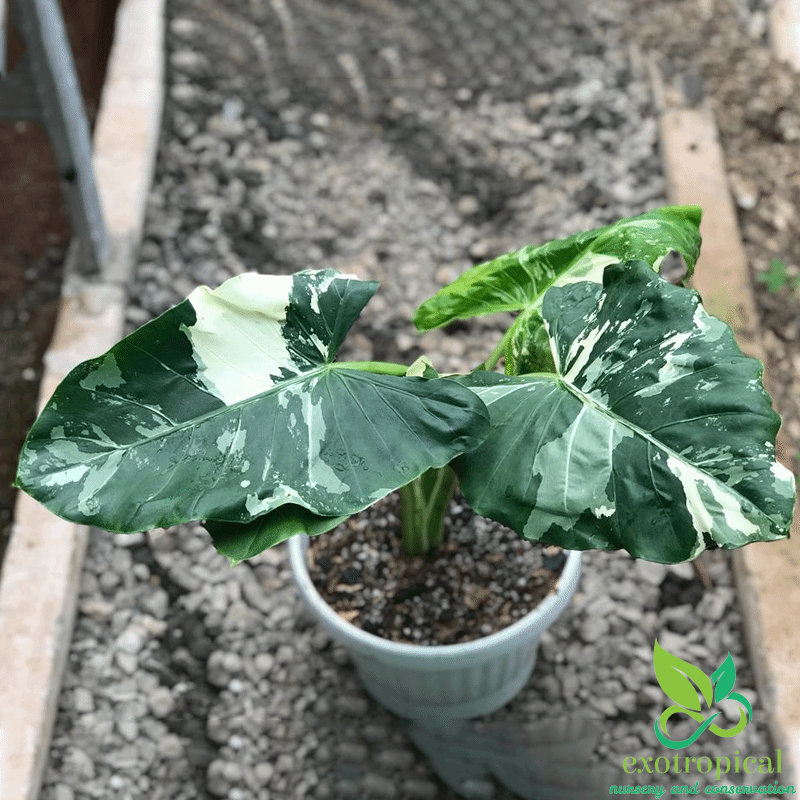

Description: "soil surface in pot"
307 492 565 646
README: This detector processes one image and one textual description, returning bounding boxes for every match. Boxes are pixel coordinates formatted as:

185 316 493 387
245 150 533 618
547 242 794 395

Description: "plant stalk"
397 465 457 556
333 361 409 376
478 327 515 373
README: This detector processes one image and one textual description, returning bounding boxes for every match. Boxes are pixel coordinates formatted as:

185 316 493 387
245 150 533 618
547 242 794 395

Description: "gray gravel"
40 0 776 798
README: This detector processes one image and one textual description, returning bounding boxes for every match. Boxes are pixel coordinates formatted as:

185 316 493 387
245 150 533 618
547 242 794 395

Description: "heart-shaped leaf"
413 205 702 333
453 261 795 563
16 270 490 533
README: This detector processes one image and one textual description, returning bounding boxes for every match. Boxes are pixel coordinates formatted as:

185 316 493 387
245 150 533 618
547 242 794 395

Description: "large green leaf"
15 270 490 533
204 506 347 565
413 205 702 333
453 261 795 563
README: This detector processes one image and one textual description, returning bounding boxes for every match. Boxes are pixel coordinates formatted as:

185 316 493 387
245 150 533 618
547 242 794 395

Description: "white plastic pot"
288 534 581 720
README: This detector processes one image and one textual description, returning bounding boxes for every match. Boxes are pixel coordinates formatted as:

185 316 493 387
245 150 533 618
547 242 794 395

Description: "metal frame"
0 0 7 76
0 0 107 271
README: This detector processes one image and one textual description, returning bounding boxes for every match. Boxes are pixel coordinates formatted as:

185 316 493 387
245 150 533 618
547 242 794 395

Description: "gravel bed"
39 0 779 798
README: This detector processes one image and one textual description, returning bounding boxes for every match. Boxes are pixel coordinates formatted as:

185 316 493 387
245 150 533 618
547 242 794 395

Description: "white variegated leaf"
414 205 702 332
15 270 489 536
454 261 794 563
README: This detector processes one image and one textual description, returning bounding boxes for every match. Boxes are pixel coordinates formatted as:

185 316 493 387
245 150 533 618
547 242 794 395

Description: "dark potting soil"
307 492 565 646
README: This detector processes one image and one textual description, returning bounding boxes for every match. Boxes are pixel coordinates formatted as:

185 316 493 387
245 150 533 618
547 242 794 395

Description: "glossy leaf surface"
16 271 490 534
413 205 702 333
204 506 347 565
453 261 795 563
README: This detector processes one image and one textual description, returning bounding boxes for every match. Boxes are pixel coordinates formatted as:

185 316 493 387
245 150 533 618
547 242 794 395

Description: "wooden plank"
0 279 126 800
771 0 800 71
661 108 759 349
660 104 800 784
93 0 165 283
0 0 165 797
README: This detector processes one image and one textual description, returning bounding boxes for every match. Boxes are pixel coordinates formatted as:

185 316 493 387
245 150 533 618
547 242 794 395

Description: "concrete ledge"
0 0 164 797
659 103 800 783
771 0 800 70
93 0 165 284
0 283 127 800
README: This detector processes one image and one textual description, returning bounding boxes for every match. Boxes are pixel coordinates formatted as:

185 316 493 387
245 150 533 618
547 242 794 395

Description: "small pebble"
401 778 440 800
52 784 75 800
141 587 170 619
114 651 138 674
276 753 296 773
206 650 242 687
580 616 610 643
459 778 495 800
158 734 185 760
63 747 95 780
206 760 232 797
148 686 176 718
615 691 638 715
116 625 147 655
696 592 729 622
376 748 416 770
253 652 275 676
72 687 94 713
335 695 368 716
116 719 139 742
362 724 388 743
362 773 398 799
254 762 275 786
335 742 368 762
635 560 669 586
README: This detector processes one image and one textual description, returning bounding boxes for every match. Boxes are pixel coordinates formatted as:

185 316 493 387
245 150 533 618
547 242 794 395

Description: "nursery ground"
2 0 798 799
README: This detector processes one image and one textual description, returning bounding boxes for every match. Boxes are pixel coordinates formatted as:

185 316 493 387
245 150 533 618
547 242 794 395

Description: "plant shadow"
403 715 614 799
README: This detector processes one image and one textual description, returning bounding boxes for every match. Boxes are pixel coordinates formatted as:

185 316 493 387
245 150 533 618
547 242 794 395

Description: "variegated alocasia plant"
15 206 795 566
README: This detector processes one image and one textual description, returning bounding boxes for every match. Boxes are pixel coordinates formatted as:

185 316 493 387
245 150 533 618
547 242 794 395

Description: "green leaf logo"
653 639 713 712
653 640 752 749
711 652 736 703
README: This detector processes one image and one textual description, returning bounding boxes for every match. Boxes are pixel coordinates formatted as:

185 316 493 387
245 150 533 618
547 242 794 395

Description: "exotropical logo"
653 640 752 749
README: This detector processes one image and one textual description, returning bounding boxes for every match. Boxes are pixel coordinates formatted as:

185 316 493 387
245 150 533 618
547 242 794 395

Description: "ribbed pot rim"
287 533 581 661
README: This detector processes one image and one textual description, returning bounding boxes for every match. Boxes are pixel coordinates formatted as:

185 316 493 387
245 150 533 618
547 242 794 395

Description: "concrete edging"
0 0 164 798
659 104 800 782
771 0 800 71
